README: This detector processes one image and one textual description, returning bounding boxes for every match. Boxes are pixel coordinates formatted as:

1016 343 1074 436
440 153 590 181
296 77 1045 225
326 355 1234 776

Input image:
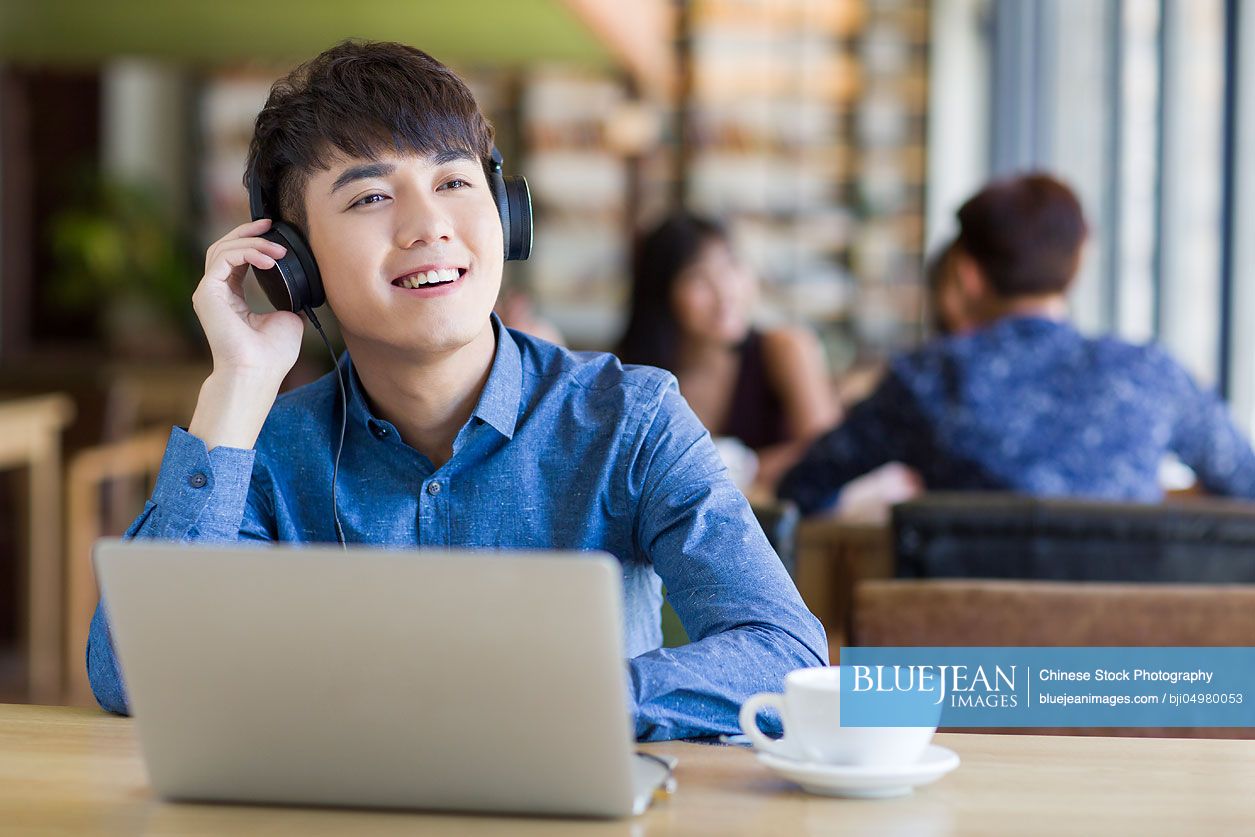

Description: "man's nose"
396 196 454 248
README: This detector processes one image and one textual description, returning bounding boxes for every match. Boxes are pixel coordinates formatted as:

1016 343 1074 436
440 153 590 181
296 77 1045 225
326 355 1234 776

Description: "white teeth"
397 269 461 288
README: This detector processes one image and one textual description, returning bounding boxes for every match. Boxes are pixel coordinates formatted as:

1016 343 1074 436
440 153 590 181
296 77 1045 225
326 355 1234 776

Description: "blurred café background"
3 0 1255 721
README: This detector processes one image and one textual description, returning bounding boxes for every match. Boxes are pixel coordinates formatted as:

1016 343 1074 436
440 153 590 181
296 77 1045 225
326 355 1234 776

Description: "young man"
780 173 1255 515
86 41 827 740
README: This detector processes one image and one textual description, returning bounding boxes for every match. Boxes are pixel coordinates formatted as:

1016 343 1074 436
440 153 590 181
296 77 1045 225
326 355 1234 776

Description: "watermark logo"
851 664 1018 708
839 648 1255 728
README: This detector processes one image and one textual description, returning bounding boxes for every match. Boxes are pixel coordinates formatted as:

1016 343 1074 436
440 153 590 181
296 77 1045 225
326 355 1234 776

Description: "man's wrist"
187 370 282 451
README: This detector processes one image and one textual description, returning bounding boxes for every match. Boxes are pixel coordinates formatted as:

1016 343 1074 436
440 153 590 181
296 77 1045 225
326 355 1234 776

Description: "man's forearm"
629 618 828 741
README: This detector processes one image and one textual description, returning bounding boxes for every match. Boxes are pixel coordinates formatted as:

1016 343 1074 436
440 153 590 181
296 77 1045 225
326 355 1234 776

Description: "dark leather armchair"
892 493 1255 582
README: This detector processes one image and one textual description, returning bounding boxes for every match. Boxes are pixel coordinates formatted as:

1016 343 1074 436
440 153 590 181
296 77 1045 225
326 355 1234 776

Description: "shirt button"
372 424 389 439
188 472 208 489
426 482 442 496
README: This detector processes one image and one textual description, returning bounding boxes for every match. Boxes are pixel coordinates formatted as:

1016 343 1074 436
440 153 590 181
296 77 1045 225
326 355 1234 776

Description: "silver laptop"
93 539 672 818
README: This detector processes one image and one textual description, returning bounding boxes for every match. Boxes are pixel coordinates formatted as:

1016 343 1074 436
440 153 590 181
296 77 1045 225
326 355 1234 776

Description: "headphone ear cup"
252 227 299 312
252 223 324 312
502 175 533 261
489 167 512 260
273 221 325 309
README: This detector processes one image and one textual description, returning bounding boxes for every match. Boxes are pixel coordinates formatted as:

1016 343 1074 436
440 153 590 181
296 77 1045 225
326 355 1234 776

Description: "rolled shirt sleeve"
626 375 829 741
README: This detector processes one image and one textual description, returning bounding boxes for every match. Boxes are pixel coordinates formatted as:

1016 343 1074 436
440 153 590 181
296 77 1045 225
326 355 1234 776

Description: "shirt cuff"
140 426 257 540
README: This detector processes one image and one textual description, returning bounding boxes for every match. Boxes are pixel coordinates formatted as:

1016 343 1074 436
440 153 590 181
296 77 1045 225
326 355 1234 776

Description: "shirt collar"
990 313 1077 335
343 312 520 441
471 312 522 440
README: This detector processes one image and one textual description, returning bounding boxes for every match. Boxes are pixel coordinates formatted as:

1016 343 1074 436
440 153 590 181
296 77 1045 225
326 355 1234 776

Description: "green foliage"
47 173 199 337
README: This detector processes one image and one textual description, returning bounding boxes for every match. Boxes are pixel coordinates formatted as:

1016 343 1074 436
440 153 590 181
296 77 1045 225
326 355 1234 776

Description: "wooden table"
0 395 75 704
4 703 1252 835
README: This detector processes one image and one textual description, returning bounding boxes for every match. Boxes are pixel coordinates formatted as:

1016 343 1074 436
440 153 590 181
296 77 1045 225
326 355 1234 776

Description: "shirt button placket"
420 479 448 546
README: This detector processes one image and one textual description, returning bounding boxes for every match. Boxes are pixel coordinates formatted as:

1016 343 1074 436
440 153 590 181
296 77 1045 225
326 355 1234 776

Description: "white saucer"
757 745 960 799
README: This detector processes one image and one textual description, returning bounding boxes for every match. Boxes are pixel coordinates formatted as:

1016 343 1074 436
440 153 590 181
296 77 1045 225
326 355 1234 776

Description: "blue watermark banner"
838 647 1255 727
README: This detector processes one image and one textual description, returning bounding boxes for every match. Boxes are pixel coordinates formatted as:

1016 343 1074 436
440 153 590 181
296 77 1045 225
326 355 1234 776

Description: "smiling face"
302 149 504 358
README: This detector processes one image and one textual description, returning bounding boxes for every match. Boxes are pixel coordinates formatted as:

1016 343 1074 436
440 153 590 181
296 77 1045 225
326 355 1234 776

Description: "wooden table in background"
4 703 1252 835
0 394 74 704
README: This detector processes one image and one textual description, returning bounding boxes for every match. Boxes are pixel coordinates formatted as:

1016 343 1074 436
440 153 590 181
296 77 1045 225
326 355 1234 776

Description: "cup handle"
739 692 790 756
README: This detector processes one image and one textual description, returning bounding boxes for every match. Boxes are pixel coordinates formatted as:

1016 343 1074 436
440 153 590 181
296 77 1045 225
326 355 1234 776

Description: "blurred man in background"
780 173 1255 515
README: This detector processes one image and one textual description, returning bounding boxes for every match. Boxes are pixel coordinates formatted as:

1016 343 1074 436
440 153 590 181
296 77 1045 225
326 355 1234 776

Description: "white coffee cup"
739 666 936 767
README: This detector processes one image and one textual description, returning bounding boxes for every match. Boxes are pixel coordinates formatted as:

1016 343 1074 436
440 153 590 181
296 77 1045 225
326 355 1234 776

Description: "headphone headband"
247 163 268 222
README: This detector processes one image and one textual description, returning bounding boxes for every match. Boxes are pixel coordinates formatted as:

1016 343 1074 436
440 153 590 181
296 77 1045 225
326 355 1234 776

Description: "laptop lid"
93 539 643 818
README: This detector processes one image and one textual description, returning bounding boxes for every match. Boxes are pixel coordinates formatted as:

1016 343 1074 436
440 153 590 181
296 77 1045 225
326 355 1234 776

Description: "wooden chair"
99 363 206 443
63 428 169 706
851 578 1255 737
792 518 893 660
0 394 75 704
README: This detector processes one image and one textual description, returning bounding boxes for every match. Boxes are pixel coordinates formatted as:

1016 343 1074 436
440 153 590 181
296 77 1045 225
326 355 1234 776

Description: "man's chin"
351 316 494 361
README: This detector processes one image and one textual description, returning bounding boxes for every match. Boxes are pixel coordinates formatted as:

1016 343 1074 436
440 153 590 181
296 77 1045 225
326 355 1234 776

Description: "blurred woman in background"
617 211 838 493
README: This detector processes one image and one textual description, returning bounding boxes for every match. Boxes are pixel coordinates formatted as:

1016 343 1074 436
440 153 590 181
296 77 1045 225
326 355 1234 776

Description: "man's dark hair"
616 210 730 371
245 40 495 235
955 173 1088 297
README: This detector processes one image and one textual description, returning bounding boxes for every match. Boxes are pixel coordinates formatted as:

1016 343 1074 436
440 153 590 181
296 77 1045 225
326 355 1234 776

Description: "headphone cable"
303 306 348 549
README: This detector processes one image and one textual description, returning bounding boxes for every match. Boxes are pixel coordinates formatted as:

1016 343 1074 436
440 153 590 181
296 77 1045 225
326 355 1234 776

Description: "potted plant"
47 172 200 358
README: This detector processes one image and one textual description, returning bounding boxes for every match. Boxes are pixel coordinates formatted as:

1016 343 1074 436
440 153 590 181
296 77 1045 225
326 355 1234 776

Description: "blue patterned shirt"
87 314 827 739
780 316 1255 514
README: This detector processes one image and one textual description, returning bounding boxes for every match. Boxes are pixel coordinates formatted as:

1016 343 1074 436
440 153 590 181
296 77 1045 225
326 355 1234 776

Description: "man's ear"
954 249 990 302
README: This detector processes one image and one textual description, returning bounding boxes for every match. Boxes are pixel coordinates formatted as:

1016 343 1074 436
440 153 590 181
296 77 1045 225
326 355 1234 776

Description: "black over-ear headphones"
246 147 533 314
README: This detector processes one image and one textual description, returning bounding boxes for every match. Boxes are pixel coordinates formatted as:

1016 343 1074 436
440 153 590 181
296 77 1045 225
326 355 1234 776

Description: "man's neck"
346 321 497 469
974 293 1069 328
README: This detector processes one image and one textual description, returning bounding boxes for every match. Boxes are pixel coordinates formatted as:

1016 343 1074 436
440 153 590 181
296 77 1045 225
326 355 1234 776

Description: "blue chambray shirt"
87 314 828 740
780 316 1255 514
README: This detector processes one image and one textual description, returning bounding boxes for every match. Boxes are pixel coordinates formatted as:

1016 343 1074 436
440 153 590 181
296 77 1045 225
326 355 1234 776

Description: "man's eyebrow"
430 148 477 165
327 150 479 195
329 161 396 195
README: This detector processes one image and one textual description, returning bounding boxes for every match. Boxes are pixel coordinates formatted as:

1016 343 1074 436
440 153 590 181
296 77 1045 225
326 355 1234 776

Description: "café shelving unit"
678 0 931 372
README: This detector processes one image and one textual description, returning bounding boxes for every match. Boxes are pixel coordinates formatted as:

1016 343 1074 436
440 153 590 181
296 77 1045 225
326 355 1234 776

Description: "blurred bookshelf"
680 0 930 373
197 70 273 245
520 68 634 347
518 67 673 348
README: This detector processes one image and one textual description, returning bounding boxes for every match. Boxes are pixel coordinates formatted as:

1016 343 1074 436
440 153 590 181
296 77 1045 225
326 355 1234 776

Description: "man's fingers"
206 238 286 271
204 248 275 276
232 218 273 236
202 247 281 285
